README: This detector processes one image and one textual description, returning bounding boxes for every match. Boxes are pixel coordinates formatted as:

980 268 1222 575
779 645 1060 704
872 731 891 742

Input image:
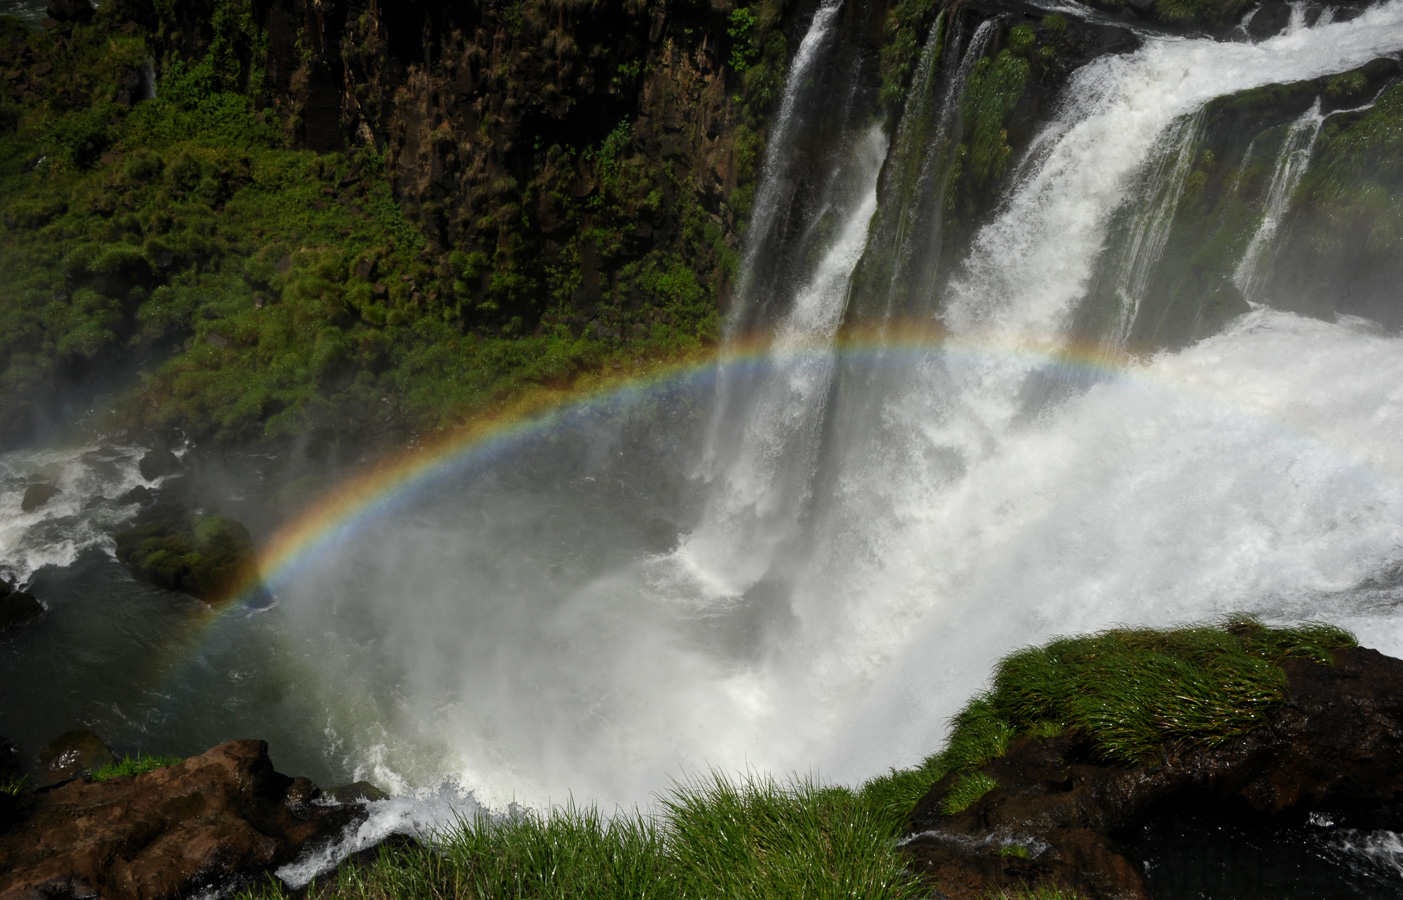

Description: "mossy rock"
114 513 255 602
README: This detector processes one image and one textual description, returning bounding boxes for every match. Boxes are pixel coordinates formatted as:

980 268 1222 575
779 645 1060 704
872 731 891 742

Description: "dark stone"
0 740 365 900
137 447 182 481
118 484 152 505
0 591 42 630
0 577 11 598
1247 2 1292 39
44 0 92 21
38 730 114 781
20 482 60 512
0 737 21 782
325 780 390 804
902 647 1403 900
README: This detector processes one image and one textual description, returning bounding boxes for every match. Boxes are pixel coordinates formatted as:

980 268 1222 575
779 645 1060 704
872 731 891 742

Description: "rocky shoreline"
0 740 365 900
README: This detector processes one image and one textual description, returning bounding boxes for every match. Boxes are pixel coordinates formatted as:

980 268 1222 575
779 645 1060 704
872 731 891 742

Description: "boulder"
137 447 183 481
117 484 152 505
44 0 92 22
114 512 256 602
19 483 59 512
0 591 42 630
0 740 363 900
902 647 1403 900
38 729 114 781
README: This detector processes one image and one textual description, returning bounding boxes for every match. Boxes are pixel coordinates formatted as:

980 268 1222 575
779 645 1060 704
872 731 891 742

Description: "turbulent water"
6 2 1403 884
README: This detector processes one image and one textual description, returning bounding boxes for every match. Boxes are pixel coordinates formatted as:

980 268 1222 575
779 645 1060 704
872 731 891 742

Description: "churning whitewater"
9 0 1403 831
247 1 1403 812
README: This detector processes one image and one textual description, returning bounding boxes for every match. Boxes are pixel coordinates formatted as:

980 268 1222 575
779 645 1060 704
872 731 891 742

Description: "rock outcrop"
0 740 362 900
902 646 1403 899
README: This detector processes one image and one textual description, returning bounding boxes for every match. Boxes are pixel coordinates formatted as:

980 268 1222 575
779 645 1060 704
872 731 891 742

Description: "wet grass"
237 773 928 900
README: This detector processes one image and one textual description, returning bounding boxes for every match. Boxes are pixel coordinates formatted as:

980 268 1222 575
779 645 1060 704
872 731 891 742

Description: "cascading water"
1233 99 1325 305
7 1 1403 873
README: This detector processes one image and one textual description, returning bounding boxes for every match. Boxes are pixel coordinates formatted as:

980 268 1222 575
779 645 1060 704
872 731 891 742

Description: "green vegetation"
878 0 938 111
0 774 28 796
939 772 997 816
939 617 1354 778
90 754 183 782
1299 82 1403 259
114 513 255 600
237 773 928 900
1155 0 1254 25
0 0 785 448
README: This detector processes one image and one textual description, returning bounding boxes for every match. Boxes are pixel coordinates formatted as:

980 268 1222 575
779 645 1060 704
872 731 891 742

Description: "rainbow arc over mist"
220 325 1197 607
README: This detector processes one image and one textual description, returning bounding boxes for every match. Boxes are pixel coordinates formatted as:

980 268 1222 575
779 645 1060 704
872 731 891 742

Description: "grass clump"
939 772 998 816
983 617 1354 764
90 754 183 782
0 774 28 796
238 773 928 900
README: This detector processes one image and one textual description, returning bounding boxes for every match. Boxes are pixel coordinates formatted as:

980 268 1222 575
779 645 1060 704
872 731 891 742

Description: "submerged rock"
0 740 363 900
137 447 182 481
902 646 1403 899
19 483 59 512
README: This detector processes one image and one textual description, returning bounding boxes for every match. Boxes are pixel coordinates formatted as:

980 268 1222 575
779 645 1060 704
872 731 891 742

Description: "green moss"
90 754 183 782
1154 0 1254 24
114 513 255 599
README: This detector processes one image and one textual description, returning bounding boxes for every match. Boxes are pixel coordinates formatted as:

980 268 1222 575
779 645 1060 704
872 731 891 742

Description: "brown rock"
20 483 59 512
0 740 363 900
38 729 114 781
903 647 1403 899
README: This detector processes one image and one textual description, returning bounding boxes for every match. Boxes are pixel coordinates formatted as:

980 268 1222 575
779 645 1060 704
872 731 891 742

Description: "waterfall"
1233 99 1325 305
50 0 1403 817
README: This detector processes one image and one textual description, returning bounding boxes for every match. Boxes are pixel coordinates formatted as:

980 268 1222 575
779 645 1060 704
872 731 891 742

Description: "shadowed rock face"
0 740 363 900
903 647 1403 900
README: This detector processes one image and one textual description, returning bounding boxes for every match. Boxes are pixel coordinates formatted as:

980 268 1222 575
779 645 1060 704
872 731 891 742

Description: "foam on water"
0 443 155 586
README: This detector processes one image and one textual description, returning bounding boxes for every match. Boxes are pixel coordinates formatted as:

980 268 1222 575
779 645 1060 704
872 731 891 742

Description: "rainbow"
221 324 1157 607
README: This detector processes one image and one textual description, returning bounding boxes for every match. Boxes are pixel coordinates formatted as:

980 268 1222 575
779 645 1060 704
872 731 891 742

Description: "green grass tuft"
90 754 183 782
939 772 998 816
0 774 28 796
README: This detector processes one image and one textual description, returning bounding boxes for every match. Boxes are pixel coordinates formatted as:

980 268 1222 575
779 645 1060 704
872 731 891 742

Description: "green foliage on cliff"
1299 82 1403 258
0 0 765 448
936 617 1356 785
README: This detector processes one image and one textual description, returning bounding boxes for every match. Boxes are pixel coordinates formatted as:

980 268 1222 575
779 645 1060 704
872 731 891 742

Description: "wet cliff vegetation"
0 0 798 450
